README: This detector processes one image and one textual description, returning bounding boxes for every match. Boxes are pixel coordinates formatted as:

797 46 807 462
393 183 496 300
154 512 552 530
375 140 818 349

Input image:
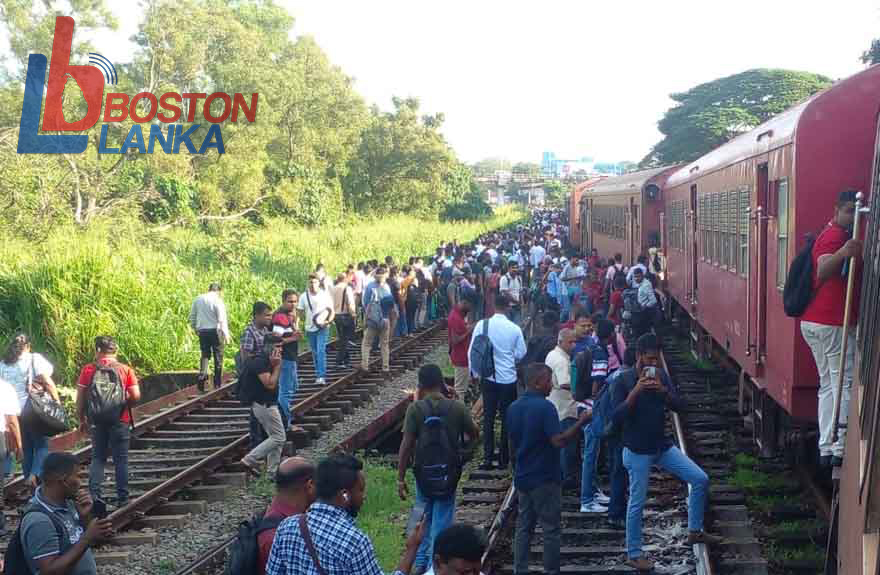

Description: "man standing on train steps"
508 363 592 575
800 189 863 468
189 283 230 392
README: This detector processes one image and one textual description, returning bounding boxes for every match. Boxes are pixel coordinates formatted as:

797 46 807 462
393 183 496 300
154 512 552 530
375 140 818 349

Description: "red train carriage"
569 177 606 251
577 167 678 265
662 65 880 445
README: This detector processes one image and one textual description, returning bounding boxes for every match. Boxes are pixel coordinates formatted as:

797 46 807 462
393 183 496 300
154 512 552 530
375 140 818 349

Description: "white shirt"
545 346 577 420
486 248 498 263
637 280 658 309
189 291 230 340
499 274 522 302
468 313 526 384
0 352 53 408
298 289 334 332
561 262 585 284
0 379 20 432
354 270 366 295
626 264 647 288
529 244 546 267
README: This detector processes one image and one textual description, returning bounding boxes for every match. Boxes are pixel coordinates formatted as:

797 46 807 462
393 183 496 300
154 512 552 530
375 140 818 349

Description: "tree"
544 180 568 207
344 97 454 215
441 164 491 221
471 157 512 177
862 39 880 66
640 69 832 167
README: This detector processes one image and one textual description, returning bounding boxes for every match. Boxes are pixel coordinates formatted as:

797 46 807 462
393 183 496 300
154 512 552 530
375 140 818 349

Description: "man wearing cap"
189 283 230 391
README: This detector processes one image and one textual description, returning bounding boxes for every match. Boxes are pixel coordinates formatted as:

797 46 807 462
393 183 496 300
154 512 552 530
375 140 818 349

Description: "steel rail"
162 322 447 575
661 350 714 575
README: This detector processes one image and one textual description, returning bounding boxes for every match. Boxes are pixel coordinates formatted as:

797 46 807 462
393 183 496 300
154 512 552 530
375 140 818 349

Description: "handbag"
21 358 69 437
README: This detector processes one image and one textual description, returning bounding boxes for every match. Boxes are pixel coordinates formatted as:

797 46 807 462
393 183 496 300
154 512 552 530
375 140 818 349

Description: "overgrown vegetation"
0 209 523 388
0 0 492 237
359 460 416 571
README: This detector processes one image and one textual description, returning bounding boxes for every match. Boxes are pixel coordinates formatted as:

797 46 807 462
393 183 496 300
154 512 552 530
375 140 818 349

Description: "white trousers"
800 321 854 458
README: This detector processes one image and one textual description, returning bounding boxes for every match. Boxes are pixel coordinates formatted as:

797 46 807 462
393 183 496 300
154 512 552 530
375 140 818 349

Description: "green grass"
766 542 825 564
435 352 455 378
0 208 523 390
766 519 825 536
359 460 416 571
730 467 791 493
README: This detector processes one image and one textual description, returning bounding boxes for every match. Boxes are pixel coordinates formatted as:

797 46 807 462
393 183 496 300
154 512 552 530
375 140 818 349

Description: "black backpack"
225 511 285 575
469 318 495 380
413 400 461 499
86 362 127 425
783 235 818 317
4 507 69 575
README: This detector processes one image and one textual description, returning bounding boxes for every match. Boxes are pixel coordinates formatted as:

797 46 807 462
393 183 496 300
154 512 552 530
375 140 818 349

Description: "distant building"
542 151 595 178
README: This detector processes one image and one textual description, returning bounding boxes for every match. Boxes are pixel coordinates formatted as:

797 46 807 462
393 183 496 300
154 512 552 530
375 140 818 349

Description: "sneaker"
594 490 610 505
315 378 325 385
687 530 723 545
626 557 654 572
579 502 608 513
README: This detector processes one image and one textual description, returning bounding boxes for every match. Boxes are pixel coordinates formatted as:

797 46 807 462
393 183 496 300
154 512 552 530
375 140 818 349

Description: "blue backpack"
593 367 634 438
469 318 495 380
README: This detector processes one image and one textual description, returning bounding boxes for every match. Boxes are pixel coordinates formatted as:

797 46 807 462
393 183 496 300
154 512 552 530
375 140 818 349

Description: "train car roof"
666 66 880 188
582 165 678 200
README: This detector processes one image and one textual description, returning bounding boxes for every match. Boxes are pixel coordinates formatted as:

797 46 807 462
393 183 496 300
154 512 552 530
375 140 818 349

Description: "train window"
699 196 707 261
720 191 729 267
776 179 789 289
740 188 750 277
729 189 738 272
711 193 719 264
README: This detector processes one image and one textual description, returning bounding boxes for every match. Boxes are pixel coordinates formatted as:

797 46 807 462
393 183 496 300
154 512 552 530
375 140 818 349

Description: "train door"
751 163 769 367
690 185 698 303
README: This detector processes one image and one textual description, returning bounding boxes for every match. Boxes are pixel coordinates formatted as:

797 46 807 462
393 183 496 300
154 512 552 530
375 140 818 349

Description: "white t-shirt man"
499 273 522 303
298 289 334 332
529 244 546 267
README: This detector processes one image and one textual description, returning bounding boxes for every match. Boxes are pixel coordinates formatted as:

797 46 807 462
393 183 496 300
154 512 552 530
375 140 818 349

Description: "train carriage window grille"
720 191 729 268
715 193 723 265
705 196 712 263
710 193 717 264
776 179 789 289
671 202 677 251
742 188 748 275
698 196 706 260
729 189 738 273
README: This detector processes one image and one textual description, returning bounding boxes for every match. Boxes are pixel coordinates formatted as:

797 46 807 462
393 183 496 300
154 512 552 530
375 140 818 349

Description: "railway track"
1 322 448 567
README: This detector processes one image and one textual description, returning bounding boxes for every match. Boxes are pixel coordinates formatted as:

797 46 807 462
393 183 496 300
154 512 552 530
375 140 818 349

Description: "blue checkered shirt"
265 503 404 575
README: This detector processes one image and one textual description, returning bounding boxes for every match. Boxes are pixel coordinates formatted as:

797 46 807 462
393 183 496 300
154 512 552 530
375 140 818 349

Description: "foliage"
640 69 832 167
511 162 541 178
0 209 523 385
862 38 880 66
543 180 568 207
0 0 484 230
471 157 512 177
441 164 492 221
344 97 454 216
358 460 416 571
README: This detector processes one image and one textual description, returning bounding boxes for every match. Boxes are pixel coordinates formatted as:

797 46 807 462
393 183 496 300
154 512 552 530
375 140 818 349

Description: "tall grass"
0 209 523 386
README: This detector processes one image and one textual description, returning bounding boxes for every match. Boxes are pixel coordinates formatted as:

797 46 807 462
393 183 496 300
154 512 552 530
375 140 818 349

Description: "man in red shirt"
257 456 316 574
76 336 141 507
800 189 862 468
447 299 474 401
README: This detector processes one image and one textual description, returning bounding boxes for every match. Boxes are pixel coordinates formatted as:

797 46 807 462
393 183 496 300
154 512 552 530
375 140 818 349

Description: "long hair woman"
0 333 60 487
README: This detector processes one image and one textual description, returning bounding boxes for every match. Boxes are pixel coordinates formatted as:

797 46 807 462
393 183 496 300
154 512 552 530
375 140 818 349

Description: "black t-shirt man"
271 309 299 361
244 355 278 405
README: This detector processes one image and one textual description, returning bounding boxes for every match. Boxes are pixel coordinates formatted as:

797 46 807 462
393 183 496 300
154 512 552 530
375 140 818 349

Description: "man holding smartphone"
610 333 719 572
239 335 286 477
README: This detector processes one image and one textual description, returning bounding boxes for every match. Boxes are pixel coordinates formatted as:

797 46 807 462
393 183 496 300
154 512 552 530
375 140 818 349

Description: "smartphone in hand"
92 497 108 519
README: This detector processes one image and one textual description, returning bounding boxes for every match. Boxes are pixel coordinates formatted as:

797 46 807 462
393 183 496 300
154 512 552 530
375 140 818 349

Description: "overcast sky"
38 1 880 164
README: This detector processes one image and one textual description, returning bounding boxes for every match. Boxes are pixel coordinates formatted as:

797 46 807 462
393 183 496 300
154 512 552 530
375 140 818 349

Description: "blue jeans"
607 434 627 521
560 417 579 484
22 425 49 481
89 421 131 503
623 446 709 558
413 486 456 571
307 327 329 379
396 308 408 337
278 360 298 427
579 425 600 505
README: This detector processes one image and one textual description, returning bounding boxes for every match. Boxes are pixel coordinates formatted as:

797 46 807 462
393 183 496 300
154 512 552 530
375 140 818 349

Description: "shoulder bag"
299 514 329 575
21 357 69 437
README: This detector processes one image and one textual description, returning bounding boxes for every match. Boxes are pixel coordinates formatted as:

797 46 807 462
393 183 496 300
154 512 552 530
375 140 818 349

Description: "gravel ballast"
98 358 433 575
